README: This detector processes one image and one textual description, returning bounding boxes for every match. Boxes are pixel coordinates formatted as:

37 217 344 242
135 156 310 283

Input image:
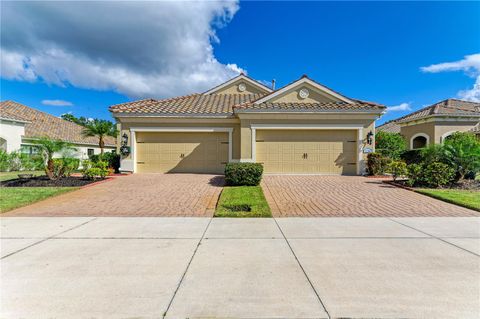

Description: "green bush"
442 132 480 181
406 162 455 188
387 160 408 181
375 131 407 160
400 149 423 165
89 152 120 173
225 163 263 186
423 162 455 188
0 150 45 172
366 153 391 175
0 150 9 171
82 160 109 180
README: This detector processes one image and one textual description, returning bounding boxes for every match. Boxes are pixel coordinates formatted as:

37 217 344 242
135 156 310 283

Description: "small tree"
443 132 480 181
32 137 72 180
375 131 407 160
82 119 118 155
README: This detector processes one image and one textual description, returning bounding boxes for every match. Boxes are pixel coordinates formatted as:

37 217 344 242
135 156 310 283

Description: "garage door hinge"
220 141 229 144
347 162 356 165
137 141 145 143
256 140 264 142
347 140 356 143
137 162 145 164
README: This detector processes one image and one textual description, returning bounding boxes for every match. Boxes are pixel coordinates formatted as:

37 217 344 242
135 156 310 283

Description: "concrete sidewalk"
1 217 479 319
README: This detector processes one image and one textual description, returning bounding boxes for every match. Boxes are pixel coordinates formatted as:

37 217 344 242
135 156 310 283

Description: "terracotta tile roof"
397 99 480 123
233 101 385 113
109 93 265 116
0 100 116 146
376 120 401 133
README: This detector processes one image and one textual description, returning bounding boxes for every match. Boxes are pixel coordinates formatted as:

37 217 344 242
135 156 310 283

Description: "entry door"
136 132 229 173
256 130 357 174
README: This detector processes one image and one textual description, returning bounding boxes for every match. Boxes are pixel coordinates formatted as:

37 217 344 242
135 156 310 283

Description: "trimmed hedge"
89 152 120 173
225 163 263 186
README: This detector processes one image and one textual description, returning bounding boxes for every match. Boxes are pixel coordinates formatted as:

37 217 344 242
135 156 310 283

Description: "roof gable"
204 74 272 95
254 75 354 105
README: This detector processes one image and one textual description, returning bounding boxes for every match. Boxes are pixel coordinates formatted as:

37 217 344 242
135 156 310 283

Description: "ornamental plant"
225 163 263 186
375 131 407 160
387 160 408 181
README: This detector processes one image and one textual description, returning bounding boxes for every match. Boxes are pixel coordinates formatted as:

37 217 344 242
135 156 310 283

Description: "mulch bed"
385 179 480 191
1 176 103 187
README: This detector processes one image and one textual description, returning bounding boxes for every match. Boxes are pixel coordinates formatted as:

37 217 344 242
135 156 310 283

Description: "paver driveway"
262 175 479 217
3 174 224 217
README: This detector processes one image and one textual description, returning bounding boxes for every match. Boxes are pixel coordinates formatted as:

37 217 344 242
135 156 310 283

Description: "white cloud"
0 1 243 99
387 102 411 112
42 99 73 106
421 53 480 102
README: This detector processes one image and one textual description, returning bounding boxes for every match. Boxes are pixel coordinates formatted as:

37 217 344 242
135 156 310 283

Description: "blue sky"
1 1 479 125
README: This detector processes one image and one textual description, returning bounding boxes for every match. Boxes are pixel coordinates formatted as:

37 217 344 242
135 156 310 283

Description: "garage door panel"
256 130 357 174
136 132 228 174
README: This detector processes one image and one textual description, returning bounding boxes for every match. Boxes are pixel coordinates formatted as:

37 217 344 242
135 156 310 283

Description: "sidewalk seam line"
162 217 213 318
273 217 331 319
1 217 98 260
388 218 480 257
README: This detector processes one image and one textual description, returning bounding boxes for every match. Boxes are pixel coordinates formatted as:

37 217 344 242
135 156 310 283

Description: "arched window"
441 131 456 143
410 133 429 149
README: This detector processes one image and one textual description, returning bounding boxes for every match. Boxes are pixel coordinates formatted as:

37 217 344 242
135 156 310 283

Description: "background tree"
60 113 91 127
375 131 407 159
82 119 118 155
32 137 72 180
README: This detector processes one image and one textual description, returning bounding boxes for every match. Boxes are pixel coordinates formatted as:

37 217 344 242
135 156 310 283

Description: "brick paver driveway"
262 175 479 217
4 174 224 217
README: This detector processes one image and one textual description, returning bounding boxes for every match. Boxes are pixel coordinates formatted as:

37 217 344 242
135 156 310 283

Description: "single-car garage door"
256 130 357 174
136 132 228 174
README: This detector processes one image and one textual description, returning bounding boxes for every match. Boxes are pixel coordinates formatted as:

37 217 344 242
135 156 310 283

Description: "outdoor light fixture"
121 133 128 146
366 131 374 145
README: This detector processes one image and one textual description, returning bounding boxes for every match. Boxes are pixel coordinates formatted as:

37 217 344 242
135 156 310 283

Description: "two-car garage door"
136 132 228 174
256 130 357 174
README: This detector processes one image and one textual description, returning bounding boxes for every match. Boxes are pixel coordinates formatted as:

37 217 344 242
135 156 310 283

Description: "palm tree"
32 137 71 180
82 119 118 155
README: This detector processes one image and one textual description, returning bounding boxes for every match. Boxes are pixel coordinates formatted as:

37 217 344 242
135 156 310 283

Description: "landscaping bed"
1 176 103 187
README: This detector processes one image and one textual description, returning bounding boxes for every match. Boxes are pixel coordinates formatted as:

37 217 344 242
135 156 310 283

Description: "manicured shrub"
422 162 455 188
82 160 109 180
366 153 391 176
387 160 408 181
407 162 454 188
225 163 263 186
375 131 407 160
90 152 120 173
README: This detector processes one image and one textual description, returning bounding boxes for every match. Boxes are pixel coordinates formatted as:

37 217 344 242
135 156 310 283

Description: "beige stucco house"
377 99 480 149
110 74 385 175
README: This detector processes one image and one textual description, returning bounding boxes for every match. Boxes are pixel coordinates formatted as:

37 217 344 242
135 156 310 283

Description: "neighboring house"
110 74 385 175
377 99 480 149
0 100 116 159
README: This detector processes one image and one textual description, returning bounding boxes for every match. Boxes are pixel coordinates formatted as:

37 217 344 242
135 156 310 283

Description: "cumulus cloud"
0 1 244 98
42 99 73 106
387 102 411 112
421 53 480 102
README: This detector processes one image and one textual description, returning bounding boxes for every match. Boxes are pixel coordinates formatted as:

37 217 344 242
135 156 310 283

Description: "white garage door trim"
129 127 233 173
250 124 364 175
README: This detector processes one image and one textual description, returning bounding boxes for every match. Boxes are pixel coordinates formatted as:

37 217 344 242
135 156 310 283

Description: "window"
87 148 94 157
412 136 427 149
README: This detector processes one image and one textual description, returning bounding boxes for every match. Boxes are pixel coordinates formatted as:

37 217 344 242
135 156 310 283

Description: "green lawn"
0 170 45 182
417 189 480 212
215 186 272 217
0 187 78 213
